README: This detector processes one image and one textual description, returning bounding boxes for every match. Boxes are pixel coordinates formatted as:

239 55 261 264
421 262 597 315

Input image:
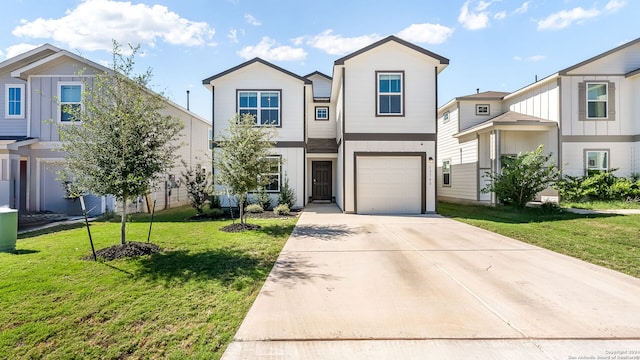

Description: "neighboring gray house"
437 37 640 204
0 44 211 216
204 35 449 214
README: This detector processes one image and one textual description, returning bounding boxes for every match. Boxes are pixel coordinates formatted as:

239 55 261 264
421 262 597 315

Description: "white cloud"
237 37 306 61
396 23 454 44
605 0 627 12
12 0 215 52
513 1 530 14
513 54 546 61
494 11 507 20
291 36 304 46
306 30 382 55
228 29 239 43
5 43 40 59
458 0 491 30
537 7 600 30
244 14 261 26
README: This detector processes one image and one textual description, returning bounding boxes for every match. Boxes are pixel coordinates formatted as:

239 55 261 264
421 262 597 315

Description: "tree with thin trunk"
215 114 276 225
58 41 183 245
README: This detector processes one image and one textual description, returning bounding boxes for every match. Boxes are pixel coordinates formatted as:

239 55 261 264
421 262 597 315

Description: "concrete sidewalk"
223 204 640 359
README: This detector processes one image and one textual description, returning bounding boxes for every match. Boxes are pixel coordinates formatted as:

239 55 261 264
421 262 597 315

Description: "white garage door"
356 156 422 214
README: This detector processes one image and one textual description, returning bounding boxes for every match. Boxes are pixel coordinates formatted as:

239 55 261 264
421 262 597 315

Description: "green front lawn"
0 207 297 359
561 200 640 210
437 202 640 278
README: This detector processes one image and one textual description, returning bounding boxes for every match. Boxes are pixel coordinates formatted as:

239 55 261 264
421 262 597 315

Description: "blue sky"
1 0 637 122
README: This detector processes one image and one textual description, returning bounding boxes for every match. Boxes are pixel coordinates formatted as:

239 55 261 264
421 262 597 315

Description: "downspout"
433 66 438 213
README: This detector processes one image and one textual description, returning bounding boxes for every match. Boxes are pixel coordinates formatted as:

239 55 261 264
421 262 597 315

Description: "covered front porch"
305 138 338 205
454 111 559 204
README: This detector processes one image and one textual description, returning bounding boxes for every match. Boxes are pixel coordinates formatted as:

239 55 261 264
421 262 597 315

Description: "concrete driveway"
223 204 640 359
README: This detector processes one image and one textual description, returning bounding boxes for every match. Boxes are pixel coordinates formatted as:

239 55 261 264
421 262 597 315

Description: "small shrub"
181 162 212 214
245 204 264 213
273 204 290 216
210 194 221 209
209 208 224 217
278 177 296 208
253 186 272 210
540 201 562 214
554 175 585 202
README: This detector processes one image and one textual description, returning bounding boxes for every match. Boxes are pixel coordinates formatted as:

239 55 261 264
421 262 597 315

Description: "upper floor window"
476 104 489 115
238 90 280 126
377 72 403 116
586 150 608 175
5 84 25 118
315 106 329 120
587 83 608 119
443 111 450 123
59 83 83 122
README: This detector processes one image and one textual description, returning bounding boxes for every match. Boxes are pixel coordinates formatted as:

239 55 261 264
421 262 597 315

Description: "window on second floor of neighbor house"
476 104 490 115
6 84 25 118
377 72 403 116
442 159 451 186
315 106 328 120
59 83 83 122
238 91 280 126
586 150 608 175
586 83 608 119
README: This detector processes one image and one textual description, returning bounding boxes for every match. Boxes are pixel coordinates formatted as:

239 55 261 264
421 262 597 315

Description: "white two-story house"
203 35 449 214
437 37 640 204
0 44 211 216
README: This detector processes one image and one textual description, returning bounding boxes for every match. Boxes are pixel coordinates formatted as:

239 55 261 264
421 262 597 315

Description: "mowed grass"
561 200 640 210
0 207 297 359
437 202 640 278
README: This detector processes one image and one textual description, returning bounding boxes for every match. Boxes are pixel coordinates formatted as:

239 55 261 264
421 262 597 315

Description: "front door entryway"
312 161 332 201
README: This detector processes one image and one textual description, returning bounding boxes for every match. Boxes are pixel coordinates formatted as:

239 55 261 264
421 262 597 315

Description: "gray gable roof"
304 71 332 80
455 91 510 101
202 57 312 85
334 35 449 65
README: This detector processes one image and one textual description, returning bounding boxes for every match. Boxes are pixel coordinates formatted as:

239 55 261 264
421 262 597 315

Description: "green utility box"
0 208 18 252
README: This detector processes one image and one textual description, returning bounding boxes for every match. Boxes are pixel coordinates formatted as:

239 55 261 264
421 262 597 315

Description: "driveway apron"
222 204 640 359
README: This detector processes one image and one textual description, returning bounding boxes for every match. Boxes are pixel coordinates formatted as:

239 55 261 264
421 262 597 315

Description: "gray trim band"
344 133 436 141
561 135 640 143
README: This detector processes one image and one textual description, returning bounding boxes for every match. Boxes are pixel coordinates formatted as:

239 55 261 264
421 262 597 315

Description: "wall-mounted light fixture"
428 156 434 163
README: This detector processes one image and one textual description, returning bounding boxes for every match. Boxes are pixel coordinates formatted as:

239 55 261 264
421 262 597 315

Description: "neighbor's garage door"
356 156 422 214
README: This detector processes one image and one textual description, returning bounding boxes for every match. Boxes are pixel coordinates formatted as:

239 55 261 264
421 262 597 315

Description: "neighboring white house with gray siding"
0 44 211 216
438 37 640 204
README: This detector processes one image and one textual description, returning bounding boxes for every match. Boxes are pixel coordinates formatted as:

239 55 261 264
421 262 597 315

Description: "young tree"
482 145 558 208
215 114 276 225
58 41 183 245
181 161 212 214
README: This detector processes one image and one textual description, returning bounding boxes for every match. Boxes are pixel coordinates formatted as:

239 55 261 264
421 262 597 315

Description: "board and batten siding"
437 107 478 201
560 76 629 136
505 78 559 122
562 141 635 177
211 62 305 143
342 41 438 134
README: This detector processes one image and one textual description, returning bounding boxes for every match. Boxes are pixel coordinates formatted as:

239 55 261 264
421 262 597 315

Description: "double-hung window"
6 84 25 118
263 156 281 192
442 160 451 186
377 72 403 115
586 150 608 175
59 83 83 122
238 90 280 126
586 83 608 119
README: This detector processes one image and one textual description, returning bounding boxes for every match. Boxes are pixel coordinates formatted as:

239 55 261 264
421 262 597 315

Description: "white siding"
505 78 559 122
458 100 504 131
307 73 331 98
336 144 344 210
211 62 305 143
342 41 439 134
500 131 558 159
562 142 636 177
437 106 478 201
307 100 336 139
0 75 28 136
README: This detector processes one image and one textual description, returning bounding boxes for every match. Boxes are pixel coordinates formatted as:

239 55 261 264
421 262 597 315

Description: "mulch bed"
83 241 161 261
219 223 262 233
185 208 300 222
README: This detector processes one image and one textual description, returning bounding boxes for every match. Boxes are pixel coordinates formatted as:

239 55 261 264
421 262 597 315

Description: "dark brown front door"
312 161 332 201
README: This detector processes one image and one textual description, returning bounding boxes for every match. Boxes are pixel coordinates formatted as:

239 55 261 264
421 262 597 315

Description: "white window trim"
585 150 609 173
442 159 451 186
586 82 608 120
443 111 450 123
237 90 281 126
5 84 25 119
476 104 490 115
264 155 281 193
57 81 84 123
376 72 404 116
315 106 329 120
